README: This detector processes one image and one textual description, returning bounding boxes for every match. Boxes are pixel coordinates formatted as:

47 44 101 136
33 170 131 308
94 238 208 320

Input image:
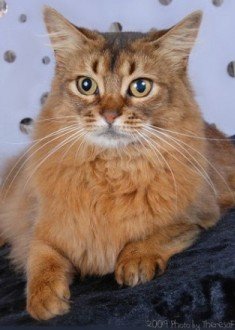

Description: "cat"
0 6 235 321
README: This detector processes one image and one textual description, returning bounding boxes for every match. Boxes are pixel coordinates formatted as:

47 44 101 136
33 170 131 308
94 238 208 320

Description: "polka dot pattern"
212 0 224 7
0 0 7 18
19 14 27 23
4 50 16 63
227 61 235 78
0 0 234 161
159 0 172 6
42 56 51 65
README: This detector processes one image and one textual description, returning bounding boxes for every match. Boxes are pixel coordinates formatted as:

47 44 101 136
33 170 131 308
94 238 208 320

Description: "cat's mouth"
86 125 135 148
96 127 127 139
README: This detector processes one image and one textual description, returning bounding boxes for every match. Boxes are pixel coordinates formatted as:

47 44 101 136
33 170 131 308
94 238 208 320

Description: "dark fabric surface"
0 211 234 327
0 137 234 327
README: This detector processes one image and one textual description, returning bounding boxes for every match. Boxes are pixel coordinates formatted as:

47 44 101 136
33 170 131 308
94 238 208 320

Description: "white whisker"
135 130 178 211
148 126 233 199
147 124 231 141
74 133 88 163
1 124 81 192
23 130 86 191
141 127 217 195
2 126 82 199
59 130 86 164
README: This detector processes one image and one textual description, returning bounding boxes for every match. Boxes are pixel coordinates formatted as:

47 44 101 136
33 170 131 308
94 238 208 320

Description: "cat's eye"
76 77 98 95
128 79 152 98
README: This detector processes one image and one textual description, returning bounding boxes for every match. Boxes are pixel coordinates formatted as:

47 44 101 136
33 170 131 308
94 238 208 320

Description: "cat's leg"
115 223 200 286
26 239 75 320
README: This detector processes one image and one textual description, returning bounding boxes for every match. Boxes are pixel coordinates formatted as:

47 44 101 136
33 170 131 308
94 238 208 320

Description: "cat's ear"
43 6 102 62
155 11 202 70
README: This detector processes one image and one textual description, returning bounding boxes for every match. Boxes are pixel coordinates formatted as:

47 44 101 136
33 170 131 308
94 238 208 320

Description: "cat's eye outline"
128 78 153 98
76 76 99 96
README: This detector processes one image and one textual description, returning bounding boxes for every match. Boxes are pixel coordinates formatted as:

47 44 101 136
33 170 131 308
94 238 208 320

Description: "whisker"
2 126 82 198
53 131 88 181
147 124 231 141
0 117 81 145
145 127 217 194
141 127 217 195
23 130 85 191
148 126 234 200
145 127 214 186
133 131 162 165
1 125 80 194
58 130 86 164
1 124 81 190
74 133 88 163
135 130 178 211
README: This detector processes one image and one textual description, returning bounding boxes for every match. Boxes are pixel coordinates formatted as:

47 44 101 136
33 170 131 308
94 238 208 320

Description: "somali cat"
0 7 235 320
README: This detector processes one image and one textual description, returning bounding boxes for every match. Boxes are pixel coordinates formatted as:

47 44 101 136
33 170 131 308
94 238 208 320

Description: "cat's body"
0 8 235 320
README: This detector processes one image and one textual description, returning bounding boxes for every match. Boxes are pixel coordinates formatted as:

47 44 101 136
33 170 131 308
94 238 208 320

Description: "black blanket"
0 138 235 327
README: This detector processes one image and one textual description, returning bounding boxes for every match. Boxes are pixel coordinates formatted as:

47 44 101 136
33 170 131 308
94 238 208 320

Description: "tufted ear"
43 6 102 63
154 11 203 70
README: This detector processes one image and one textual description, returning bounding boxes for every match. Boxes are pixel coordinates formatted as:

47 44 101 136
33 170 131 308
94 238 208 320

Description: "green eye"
76 76 98 95
129 78 152 98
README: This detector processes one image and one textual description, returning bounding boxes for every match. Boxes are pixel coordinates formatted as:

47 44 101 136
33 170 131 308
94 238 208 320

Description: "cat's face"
43 7 202 149
56 32 169 148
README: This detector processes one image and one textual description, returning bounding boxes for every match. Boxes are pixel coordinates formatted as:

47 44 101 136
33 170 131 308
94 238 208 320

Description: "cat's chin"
85 131 134 149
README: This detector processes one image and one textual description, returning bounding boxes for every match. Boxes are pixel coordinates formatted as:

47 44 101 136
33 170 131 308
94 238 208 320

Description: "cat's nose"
101 110 120 124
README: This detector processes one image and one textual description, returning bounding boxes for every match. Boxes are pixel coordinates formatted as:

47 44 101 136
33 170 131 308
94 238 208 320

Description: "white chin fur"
85 133 133 148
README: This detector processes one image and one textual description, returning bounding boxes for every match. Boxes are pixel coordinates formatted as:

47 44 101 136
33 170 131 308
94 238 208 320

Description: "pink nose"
102 110 119 124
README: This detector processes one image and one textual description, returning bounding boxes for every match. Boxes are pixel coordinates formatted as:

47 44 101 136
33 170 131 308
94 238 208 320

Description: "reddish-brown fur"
0 7 235 320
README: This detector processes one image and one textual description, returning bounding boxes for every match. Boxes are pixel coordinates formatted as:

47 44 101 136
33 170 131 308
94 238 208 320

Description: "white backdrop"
0 0 235 165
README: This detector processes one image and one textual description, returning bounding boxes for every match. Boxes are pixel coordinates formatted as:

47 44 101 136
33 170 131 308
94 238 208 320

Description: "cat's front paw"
115 250 166 287
27 278 71 320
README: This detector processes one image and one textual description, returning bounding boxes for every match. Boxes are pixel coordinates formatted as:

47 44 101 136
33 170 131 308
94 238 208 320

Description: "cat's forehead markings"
102 31 146 73
92 60 98 74
119 61 136 76
92 56 108 76
129 62 136 75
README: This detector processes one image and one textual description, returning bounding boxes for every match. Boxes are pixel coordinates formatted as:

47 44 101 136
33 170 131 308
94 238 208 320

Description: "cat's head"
42 7 202 149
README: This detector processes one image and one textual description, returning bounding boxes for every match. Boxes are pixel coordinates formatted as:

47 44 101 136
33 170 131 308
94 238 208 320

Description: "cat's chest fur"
39 154 177 275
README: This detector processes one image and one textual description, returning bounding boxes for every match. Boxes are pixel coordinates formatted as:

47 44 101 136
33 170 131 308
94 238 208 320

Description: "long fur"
0 7 235 321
